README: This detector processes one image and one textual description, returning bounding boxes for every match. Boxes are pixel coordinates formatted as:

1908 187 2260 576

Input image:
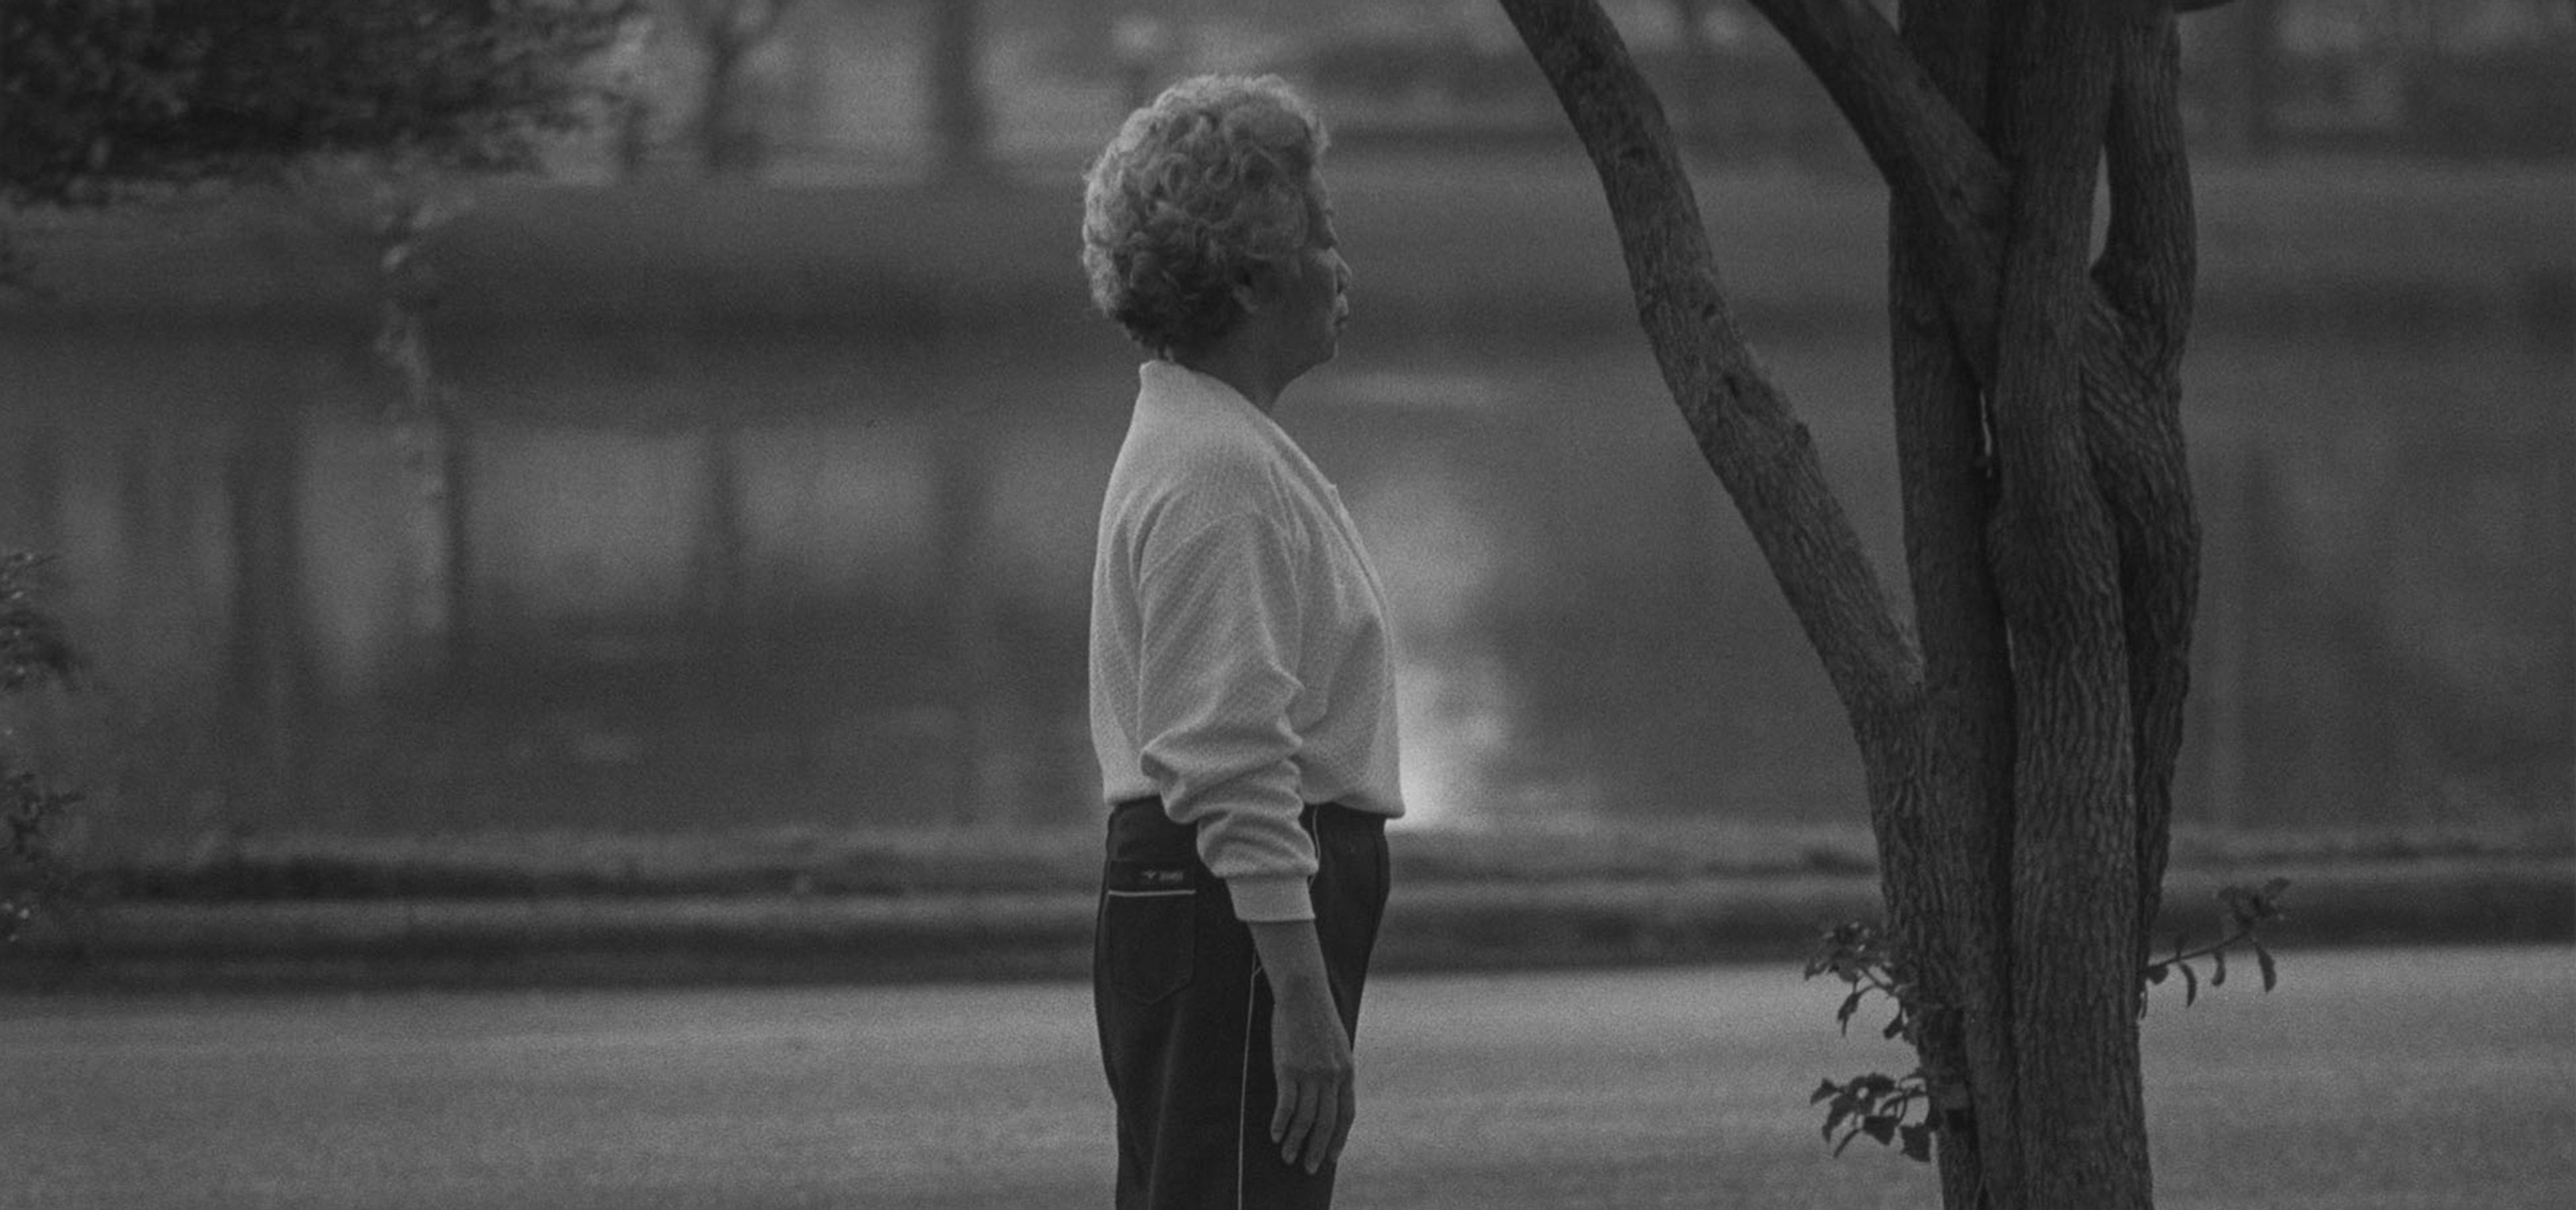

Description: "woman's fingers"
1296 1078 1341 1173
1324 1077 1357 1170
1271 1079 1305 1166
1269 1078 1295 1148
1275 1070 1342 1174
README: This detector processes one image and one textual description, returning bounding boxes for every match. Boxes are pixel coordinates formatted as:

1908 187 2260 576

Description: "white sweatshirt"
1089 360 1405 922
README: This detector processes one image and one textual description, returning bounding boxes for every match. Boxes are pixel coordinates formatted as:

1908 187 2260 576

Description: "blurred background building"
0 0 2567 855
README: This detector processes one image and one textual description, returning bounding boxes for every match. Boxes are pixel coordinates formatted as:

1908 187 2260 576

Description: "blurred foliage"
0 553 80 945
0 0 635 214
0 555 75 696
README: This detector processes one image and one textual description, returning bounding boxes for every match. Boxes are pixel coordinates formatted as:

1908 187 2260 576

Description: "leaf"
2145 963 2167 985
1860 1115 1898 1146
2210 946 2228 987
1812 1079 1840 1105
2256 942 2278 992
1837 989 1864 1034
1882 1013 1907 1041
1899 1121 1936 1163
2180 958 2199 1007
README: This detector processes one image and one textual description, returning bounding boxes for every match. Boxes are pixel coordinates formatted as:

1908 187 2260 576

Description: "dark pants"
1093 799 1391 1210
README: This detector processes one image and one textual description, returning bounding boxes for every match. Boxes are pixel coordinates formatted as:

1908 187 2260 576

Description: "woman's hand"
1245 918 1355 1175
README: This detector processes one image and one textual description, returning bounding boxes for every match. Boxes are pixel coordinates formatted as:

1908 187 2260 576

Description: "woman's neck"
1173 337 1288 414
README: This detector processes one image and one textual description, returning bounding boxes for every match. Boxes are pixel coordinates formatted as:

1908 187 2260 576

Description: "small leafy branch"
1803 920 1941 1163
2143 877 2291 1011
1807 880 2291 1164
0 553 83 946
1811 1069 1937 1163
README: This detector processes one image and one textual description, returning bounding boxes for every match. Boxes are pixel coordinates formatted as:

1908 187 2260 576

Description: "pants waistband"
1111 796 1386 834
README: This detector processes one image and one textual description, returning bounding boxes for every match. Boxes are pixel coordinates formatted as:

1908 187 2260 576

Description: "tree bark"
1980 3 2153 1202
1504 2 2205 1207
1886 1 2021 1203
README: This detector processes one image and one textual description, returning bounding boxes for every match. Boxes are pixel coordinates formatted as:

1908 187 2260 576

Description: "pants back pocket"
1102 858 1197 1003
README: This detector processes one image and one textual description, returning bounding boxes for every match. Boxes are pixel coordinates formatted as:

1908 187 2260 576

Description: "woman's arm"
1246 918 1355 1175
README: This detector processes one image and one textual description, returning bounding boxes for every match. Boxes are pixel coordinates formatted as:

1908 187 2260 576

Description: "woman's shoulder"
1120 402 1293 490
1110 425 1308 543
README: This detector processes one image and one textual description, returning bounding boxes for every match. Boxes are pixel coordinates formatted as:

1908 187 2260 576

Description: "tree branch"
1746 0 2008 381
2094 11 2196 373
1748 0 2232 389
1497 0 1923 748
2083 11 2202 979
2079 353 2198 986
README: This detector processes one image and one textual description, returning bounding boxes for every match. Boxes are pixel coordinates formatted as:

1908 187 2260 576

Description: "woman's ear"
1230 262 1281 317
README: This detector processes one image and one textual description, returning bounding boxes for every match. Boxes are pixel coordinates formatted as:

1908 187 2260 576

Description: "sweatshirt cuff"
1226 875 1315 922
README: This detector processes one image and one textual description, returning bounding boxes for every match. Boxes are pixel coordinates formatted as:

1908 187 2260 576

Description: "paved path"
5 945 2570 1209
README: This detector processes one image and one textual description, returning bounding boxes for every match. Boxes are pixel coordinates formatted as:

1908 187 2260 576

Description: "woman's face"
1275 180 1352 373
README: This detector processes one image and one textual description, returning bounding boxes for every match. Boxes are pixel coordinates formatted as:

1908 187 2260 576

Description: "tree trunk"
1981 4 2154 1199
692 1 800 178
2220 0 2279 154
695 410 747 661
1884 1 2021 1197
225 406 311 831
928 0 991 179
700 32 760 176
1501 2 2204 1207
933 421 998 826
441 415 477 685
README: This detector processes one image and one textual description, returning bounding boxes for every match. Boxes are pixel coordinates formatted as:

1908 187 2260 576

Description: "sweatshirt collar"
1140 359 1279 431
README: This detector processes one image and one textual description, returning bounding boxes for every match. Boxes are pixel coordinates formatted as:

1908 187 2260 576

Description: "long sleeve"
1133 511 1318 921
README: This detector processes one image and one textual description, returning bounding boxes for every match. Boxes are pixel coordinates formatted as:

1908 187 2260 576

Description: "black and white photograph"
2 1 2569 1207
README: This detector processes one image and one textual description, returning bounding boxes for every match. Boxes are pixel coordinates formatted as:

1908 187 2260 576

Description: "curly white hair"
1079 74 1330 356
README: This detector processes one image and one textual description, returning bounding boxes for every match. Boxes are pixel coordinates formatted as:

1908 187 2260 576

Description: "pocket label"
1106 861 1196 893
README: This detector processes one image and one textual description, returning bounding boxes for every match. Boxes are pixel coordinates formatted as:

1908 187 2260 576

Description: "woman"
1081 75 1402 1210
